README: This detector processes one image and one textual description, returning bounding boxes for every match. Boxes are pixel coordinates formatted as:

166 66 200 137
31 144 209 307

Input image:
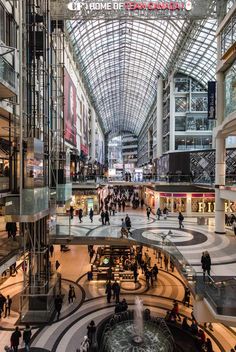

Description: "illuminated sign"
68 1 192 12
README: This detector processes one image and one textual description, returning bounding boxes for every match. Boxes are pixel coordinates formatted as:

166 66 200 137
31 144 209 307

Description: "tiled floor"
0 208 236 351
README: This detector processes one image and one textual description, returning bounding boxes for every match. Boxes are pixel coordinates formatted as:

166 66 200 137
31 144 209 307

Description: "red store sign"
124 1 186 11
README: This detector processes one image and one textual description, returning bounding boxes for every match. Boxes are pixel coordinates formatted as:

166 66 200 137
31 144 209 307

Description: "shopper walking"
164 255 169 271
89 208 94 223
54 294 63 320
4 295 12 317
122 199 126 212
152 264 159 281
156 208 162 220
23 325 32 352
112 281 120 303
10 326 21 352
125 214 131 234
87 320 96 346
178 212 184 229
105 281 112 303
163 207 168 220
120 219 128 238
68 285 76 304
105 210 110 225
0 293 6 319
146 206 151 220
100 210 105 225
79 336 90 352
201 251 211 278
78 208 83 223
69 205 74 219
183 287 190 307
49 244 54 257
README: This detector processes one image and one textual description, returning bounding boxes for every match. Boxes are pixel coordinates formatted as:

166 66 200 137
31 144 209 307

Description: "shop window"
191 80 206 92
174 78 189 92
175 116 186 131
225 61 236 118
175 136 186 150
191 96 208 112
175 97 188 112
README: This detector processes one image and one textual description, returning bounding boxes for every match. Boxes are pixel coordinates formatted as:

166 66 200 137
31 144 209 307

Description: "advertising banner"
64 69 77 146
208 81 216 119
81 104 88 155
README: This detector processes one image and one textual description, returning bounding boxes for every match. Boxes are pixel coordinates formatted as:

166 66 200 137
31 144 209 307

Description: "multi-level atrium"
0 0 236 351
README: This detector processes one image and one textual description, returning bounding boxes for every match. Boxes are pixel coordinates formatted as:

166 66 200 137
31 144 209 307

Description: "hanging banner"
208 81 216 120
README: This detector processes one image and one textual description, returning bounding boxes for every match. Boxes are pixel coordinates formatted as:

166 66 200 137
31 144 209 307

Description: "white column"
169 77 175 151
156 77 163 158
215 137 226 234
90 108 96 161
186 194 192 215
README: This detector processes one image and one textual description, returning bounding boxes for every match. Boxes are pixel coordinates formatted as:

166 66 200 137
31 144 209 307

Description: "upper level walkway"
51 208 236 320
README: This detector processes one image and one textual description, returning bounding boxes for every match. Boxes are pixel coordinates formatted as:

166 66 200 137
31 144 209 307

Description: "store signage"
160 193 172 197
173 193 187 197
198 201 234 213
68 1 192 12
208 81 216 120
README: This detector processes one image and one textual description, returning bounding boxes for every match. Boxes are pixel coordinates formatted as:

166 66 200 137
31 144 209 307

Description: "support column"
156 77 163 158
215 137 226 234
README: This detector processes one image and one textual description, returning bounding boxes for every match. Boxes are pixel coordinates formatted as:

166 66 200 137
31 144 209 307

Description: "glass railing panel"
5 187 49 215
56 183 72 202
0 56 16 90
0 176 9 191
22 187 49 214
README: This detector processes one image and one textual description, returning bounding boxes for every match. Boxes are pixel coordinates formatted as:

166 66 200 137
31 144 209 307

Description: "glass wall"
225 61 236 118
175 136 212 150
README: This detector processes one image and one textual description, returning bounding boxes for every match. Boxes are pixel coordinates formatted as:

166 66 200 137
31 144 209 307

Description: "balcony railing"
0 56 17 97
5 187 49 217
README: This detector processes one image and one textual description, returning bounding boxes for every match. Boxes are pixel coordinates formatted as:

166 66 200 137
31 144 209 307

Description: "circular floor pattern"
120 281 142 291
131 227 208 246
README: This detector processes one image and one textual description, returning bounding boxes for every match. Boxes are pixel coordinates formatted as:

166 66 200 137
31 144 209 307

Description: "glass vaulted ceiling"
67 18 217 136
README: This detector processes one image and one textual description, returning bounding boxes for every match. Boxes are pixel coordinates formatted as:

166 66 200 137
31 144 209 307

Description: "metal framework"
67 15 217 135
52 0 233 136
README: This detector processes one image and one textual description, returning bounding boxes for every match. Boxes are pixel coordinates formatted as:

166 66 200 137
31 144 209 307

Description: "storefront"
62 184 106 215
71 190 99 215
145 186 216 214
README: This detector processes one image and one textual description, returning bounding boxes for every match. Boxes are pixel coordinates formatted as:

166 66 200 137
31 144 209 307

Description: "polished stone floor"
0 209 236 351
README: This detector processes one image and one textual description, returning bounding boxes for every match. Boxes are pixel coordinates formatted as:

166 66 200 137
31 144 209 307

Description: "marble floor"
0 208 236 351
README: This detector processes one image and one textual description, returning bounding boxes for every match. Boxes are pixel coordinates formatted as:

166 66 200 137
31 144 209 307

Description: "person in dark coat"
100 210 105 225
204 251 211 276
23 325 32 352
6 222 12 238
205 338 213 352
121 298 128 311
68 285 76 304
105 210 110 225
78 208 83 223
105 281 112 303
89 208 94 223
0 293 6 318
87 320 96 346
201 251 211 277
69 205 74 219
152 264 159 281
125 214 131 234
49 244 54 257
54 295 63 320
10 326 21 352
146 207 151 220
112 281 120 303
